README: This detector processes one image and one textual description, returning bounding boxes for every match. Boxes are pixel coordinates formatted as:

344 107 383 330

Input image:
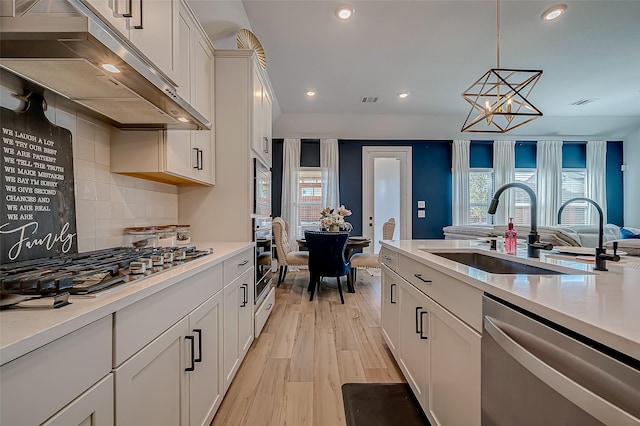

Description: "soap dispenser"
505 218 517 255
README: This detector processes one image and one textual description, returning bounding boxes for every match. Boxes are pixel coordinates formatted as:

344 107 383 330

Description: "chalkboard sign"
1 93 78 264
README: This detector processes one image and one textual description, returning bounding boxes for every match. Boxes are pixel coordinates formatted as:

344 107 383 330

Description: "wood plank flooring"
211 269 405 426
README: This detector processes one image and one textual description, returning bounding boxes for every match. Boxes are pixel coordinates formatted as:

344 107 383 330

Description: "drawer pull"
193 329 202 362
185 335 195 371
414 273 432 283
415 306 423 334
266 303 273 311
390 283 396 304
381 255 392 260
238 260 249 266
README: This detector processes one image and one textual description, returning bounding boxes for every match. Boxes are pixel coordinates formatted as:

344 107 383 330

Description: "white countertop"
381 239 640 361
0 242 254 365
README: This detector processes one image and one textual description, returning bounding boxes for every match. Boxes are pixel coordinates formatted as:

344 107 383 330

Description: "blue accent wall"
470 140 493 168
271 139 624 236
562 142 586 168
607 141 624 226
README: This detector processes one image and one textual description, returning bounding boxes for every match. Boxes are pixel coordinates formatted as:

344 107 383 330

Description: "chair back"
304 230 351 278
273 217 292 262
383 218 396 240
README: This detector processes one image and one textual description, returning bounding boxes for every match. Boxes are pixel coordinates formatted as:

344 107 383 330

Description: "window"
559 169 587 225
295 168 323 236
513 169 537 226
469 169 494 224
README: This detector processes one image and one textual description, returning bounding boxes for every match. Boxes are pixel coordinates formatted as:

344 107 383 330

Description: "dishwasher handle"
484 315 640 426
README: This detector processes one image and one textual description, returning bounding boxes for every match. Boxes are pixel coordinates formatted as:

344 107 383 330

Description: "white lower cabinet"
223 267 255 392
42 374 114 426
382 255 481 426
381 267 400 356
189 291 224 426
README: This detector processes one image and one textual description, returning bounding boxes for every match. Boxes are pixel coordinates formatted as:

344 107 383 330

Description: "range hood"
0 0 211 130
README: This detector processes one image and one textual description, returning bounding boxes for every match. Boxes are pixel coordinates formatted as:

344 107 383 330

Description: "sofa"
442 224 627 248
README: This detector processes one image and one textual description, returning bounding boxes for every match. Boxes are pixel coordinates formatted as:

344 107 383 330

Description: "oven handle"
484 316 640 426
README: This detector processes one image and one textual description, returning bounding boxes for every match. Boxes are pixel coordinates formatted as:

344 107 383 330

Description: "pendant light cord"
497 0 501 68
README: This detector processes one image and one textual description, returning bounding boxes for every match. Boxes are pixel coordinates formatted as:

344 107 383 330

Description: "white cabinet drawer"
254 286 275 338
114 262 223 366
224 248 254 286
398 255 483 332
379 247 398 271
0 316 112 426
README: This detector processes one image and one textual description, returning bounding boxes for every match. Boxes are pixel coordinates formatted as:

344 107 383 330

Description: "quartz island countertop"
380 239 640 361
0 241 254 365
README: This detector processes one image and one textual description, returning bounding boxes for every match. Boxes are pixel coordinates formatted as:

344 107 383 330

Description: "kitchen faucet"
557 197 620 271
488 182 553 258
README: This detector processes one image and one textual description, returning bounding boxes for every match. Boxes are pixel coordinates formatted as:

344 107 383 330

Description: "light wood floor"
211 269 405 426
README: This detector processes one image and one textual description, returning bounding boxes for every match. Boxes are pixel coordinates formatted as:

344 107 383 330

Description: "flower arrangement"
320 205 353 231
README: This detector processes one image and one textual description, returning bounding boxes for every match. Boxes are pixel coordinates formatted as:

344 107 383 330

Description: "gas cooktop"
0 246 212 309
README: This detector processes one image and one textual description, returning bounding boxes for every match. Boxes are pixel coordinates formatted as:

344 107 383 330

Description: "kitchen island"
379 239 640 426
0 241 255 426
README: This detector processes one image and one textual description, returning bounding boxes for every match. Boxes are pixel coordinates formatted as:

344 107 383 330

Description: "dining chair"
349 218 395 285
273 217 309 286
304 230 351 304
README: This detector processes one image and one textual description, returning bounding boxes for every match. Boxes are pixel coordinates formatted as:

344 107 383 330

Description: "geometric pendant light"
461 0 543 133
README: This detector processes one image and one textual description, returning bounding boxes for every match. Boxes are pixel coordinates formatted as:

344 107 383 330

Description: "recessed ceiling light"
177 117 189 123
398 92 410 99
306 90 316 97
335 5 354 20
542 4 567 21
101 63 120 73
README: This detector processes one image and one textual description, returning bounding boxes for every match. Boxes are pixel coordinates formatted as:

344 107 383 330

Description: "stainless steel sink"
431 252 568 275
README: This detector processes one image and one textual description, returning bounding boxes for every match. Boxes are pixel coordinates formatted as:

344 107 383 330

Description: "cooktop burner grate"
0 246 212 309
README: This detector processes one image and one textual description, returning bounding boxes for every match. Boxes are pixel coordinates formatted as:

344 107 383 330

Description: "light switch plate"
417 200 426 208
418 210 426 218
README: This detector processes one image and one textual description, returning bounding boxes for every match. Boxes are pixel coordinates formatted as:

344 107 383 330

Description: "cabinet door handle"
238 260 249 266
414 273 432 283
115 0 129 16
198 149 203 170
192 147 199 169
263 136 269 153
185 335 195 371
415 306 423 334
390 283 396 304
131 0 143 29
420 311 429 340
240 284 248 307
193 329 202 362
122 0 132 16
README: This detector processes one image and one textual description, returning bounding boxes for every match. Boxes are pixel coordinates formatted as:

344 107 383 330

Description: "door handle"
198 149 203 170
193 147 199 169
193 329 202 362
185 335 195 371
115 0 129 16
390 283 396 304
240 284 248 307
131 0 142 29
415 306 422 334
263 136 269 153
420 311 429 339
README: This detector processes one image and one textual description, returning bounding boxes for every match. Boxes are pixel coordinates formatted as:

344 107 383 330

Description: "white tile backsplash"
1 85 180 252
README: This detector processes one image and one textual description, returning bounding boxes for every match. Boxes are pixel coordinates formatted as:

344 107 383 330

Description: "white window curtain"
281 138 301 245
537 140 563 226
452 140 470 225
586 140 607 224
492 140 516 225
320 138 340 209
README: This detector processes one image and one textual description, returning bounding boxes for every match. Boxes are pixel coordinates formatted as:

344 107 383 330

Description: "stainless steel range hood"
0 0 211 130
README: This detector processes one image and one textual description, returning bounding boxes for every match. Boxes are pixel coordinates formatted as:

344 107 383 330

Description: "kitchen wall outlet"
417 200 426 208
418 210 426 218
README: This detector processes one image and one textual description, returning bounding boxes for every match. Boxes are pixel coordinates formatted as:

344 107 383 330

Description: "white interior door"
362 147 412 253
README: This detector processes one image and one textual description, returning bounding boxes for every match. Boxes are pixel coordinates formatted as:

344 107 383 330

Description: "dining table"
296 235 371 293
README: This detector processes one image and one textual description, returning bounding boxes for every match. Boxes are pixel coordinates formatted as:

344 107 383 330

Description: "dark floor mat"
342 383 430 426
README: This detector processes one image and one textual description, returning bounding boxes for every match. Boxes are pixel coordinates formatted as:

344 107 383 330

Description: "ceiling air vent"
570 98 598 106
360 96 379 103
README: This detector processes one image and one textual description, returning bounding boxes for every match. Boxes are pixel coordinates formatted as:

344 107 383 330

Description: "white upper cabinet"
251 65 273 168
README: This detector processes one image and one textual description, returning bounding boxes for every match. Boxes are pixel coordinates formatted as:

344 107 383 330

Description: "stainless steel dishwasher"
482 295 640 426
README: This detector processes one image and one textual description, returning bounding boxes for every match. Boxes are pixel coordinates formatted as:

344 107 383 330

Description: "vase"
328 224 340 232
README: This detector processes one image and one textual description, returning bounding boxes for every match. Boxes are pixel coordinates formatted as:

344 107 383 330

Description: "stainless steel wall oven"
253 218 272 305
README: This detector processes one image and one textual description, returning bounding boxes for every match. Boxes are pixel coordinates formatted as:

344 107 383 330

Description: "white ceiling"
191 0 640 140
